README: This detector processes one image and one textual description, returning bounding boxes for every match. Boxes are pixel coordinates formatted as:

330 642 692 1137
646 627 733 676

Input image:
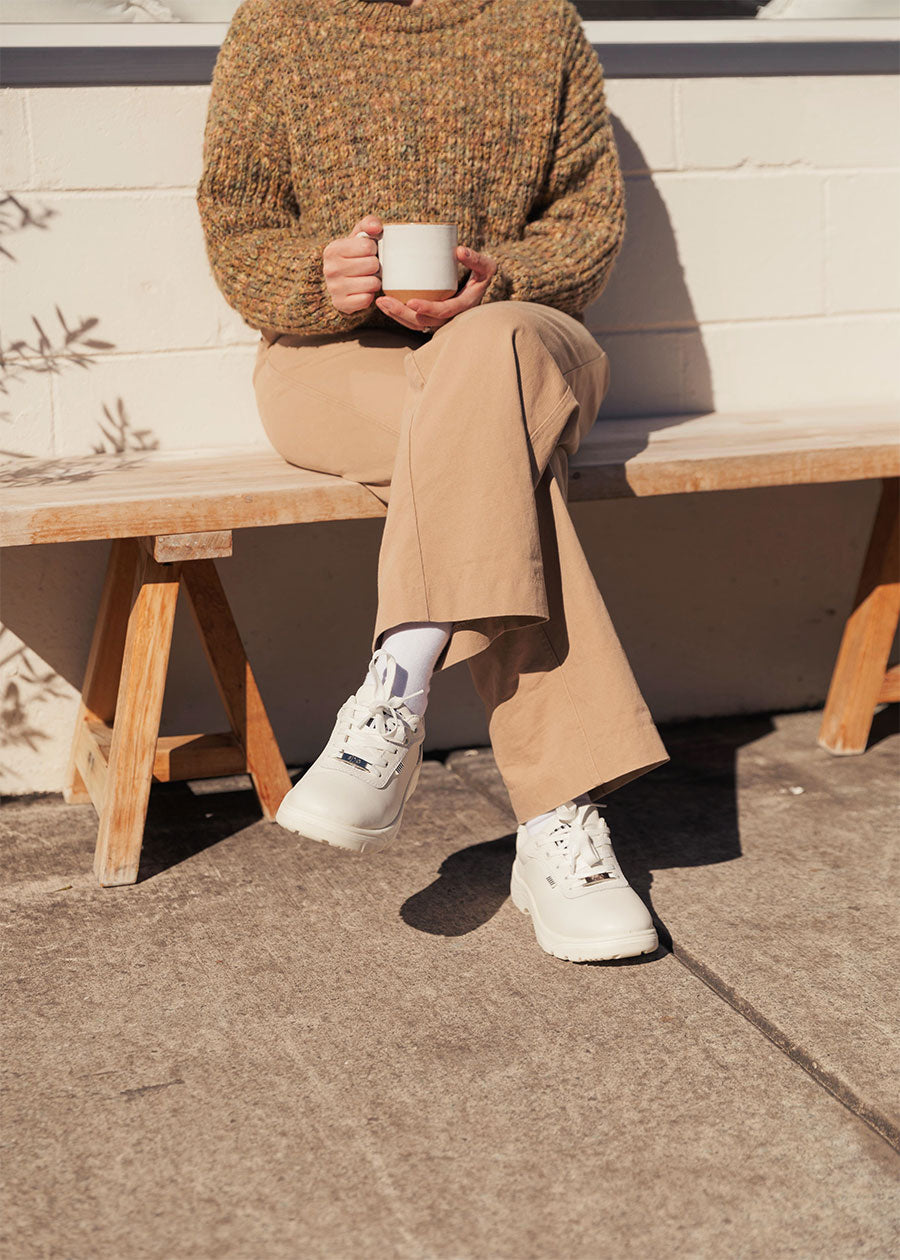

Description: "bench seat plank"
1 403 897 548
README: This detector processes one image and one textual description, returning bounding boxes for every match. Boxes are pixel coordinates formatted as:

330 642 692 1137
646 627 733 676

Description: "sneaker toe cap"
278 768 395 831
567 885 654 942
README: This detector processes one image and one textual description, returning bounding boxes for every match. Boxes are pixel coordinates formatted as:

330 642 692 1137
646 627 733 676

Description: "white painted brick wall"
826 171 900 312
1 74 898 794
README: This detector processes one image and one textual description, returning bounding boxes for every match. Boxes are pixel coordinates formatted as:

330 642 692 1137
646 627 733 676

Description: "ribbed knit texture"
196 0 626 337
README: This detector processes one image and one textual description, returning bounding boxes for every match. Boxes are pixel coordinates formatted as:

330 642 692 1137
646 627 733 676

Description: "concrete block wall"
1 70 898 794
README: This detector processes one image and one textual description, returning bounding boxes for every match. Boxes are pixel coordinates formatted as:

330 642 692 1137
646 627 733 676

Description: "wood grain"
878 664 900 704
89 724 247 783
818 477 900 755
72 718 111 819
142 531 233 563
181 560 291 820
2 404 898 546
63 538 138 805
93 550 181 887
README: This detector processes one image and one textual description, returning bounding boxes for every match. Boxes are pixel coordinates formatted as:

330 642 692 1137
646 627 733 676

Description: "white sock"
375 620 453 716
525 791 593 836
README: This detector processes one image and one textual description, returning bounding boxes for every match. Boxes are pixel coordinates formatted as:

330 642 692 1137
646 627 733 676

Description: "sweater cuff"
292 247 373 335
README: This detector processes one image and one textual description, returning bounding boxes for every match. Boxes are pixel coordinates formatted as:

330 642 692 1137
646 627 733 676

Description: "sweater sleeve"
480 14 626 318
195 0 369 337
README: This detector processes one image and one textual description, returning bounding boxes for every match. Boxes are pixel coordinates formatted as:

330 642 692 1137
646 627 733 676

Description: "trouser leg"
252 305 669 821
370 301 668 820
469 445 668 821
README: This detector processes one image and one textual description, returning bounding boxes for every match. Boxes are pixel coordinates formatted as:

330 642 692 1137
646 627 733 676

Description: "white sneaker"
510 801 658 962
275 648 425 854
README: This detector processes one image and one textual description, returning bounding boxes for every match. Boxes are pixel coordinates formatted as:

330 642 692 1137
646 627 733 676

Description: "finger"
324 251 376 292
376 295 441 332
458 246 496 281
338 292 376 313
324 256 380 287
406 295 464 319
350 214 383 238
407 274 484 319
326 236 378 259
335 277 381 300
375 295 426 330
406 250 495 316
340 254 381 276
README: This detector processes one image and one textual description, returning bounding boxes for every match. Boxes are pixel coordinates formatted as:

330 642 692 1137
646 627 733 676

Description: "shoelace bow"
545 802 616 882
335 662 422 771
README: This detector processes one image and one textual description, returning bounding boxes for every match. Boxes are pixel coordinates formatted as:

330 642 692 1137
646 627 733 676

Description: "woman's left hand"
375 245 498 333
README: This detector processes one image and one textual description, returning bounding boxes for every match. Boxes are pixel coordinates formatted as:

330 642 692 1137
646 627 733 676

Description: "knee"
453 300 539 336
443 302 553 359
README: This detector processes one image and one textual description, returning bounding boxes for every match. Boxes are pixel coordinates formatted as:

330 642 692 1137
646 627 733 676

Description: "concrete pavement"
2 707 898 1259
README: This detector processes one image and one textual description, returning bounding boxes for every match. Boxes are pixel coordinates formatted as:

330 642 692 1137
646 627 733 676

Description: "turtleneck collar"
332 0 495 33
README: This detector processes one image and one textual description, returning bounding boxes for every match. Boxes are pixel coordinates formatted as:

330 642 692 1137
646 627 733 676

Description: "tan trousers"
253 300 668 821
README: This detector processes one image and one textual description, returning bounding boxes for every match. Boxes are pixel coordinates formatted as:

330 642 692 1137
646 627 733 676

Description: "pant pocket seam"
528 384 578 448
563 351 608 379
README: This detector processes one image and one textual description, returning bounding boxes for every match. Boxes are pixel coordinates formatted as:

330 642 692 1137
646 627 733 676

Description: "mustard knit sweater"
196 0 626 337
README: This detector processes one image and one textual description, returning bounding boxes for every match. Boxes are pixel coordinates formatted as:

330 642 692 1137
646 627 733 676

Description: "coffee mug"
358 223 459 304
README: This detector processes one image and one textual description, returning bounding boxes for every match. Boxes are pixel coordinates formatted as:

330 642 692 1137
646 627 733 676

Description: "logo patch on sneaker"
339 752 370 770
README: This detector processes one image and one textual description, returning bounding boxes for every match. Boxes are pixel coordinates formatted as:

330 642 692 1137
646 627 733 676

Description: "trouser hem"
507 746 670 824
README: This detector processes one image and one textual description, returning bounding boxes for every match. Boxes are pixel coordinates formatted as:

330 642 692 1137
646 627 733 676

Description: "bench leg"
181 559 291 820
64 538 140 805
818 477 900 755
93 549 180 886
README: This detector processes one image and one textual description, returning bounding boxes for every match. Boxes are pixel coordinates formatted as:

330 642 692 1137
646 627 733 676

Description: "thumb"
351 214 383 238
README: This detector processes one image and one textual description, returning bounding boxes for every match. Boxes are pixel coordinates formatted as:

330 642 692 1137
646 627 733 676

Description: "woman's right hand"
323 215 383 314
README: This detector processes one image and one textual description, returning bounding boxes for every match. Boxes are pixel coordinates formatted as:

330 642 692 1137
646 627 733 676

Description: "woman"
196 0 669 962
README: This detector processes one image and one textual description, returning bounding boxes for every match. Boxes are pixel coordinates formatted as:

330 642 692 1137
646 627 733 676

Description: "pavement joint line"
669 941 900 1155
440 753 900 1157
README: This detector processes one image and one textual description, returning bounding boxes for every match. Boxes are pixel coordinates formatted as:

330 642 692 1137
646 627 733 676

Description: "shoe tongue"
357 651 397 704
556 800 606 832
355 655 416 731
547 803 610 873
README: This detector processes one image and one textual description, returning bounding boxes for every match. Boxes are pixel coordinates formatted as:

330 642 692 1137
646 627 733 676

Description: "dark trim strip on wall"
1 40 898 86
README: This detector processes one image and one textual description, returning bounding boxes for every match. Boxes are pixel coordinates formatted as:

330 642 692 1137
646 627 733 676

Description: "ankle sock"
375 620 453 716
525 790 593 836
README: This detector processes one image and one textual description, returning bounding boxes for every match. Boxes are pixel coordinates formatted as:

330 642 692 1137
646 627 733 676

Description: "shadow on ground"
398 712 822 949
136 706 898 940
136 783 264 883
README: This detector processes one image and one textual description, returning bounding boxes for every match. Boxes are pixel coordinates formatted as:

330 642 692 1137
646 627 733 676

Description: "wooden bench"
2 402 897 887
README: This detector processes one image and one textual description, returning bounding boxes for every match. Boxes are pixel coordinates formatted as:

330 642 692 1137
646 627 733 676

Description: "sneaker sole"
510 865 658 963
275 753 422 855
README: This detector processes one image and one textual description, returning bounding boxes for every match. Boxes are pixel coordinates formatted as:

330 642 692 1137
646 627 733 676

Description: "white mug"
358 223 458 303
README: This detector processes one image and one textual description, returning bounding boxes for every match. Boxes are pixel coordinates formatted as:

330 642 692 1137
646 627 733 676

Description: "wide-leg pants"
253 300 669 822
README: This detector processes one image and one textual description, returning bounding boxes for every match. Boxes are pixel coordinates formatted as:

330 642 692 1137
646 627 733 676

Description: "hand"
375 245 499 333
323 214 384 315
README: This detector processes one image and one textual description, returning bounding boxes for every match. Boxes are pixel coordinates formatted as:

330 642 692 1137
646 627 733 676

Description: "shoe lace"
335 660 422 772
545 803 617 885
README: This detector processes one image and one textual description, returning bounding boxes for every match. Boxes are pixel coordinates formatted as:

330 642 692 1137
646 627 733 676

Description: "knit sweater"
195 0 626 337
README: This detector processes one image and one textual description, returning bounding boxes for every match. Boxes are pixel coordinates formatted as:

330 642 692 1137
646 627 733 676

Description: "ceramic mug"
358 223 459 304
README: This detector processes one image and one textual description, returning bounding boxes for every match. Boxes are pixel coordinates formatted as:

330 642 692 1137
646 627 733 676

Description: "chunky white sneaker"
510 801 658 962
275 648 425 854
